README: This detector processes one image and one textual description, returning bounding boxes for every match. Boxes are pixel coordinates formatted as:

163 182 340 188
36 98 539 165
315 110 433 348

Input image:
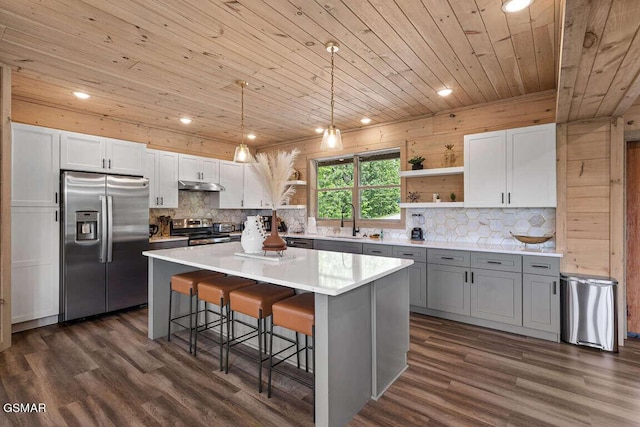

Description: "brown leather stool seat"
268 292 315 419
195 276 256 369
227 283 295 393
168 270 225 354
271 293 315 336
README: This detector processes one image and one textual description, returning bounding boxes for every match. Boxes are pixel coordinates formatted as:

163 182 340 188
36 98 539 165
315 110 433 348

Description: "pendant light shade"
320 42 343 151
233 80 254 163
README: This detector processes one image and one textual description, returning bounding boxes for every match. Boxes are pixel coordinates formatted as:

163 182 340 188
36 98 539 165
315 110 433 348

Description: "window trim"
312 148 405 229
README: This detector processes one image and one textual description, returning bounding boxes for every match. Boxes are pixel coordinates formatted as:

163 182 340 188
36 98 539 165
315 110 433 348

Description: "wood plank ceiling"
0 0 562 146
556 0 640 123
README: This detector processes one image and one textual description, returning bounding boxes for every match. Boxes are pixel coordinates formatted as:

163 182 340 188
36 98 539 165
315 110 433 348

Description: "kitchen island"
143 242 413 427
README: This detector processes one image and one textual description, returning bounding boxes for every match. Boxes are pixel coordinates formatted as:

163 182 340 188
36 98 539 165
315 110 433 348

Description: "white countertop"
143 242 414 296
284 233 563 257
149 236 189 243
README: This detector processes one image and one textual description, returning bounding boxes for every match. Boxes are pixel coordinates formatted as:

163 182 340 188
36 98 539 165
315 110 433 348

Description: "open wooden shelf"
277 205 307 209
286 180 307 186
400 166 464 178
399 202 464 208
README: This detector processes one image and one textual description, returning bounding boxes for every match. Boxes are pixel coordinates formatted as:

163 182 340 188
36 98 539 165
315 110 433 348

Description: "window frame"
312 149 405 229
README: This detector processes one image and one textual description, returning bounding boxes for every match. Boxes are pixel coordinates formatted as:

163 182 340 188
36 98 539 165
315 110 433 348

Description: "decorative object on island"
233 80 254 163
253 148 301 253
432 193 440 203
320 41 343 151
241 216 268 253
408 156 425 170
450 192 456 202
407 191 420 203
510 231 555 245
441 144 456 167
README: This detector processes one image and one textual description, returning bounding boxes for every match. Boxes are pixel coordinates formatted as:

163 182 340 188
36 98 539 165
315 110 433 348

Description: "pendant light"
320 41 343 151
233 80 253 163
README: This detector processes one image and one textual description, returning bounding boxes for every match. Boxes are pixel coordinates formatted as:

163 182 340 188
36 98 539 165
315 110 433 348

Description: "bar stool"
194 275 256 369
168 270 225 354
267 292 315 417
227 283 295 392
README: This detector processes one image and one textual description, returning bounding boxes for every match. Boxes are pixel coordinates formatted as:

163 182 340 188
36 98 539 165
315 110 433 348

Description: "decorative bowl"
510 232 555 244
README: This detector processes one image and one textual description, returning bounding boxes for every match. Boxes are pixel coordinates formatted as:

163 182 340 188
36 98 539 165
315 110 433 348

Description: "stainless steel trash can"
560 274 618 352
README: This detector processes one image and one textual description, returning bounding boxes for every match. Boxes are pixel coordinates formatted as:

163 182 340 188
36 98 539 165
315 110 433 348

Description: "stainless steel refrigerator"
60 171 149 321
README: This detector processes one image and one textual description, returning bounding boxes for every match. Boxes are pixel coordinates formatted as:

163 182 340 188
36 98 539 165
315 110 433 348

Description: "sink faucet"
341 203 359 236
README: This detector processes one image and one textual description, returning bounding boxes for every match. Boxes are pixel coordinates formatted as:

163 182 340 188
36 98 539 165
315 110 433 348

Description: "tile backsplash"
151 192 555 248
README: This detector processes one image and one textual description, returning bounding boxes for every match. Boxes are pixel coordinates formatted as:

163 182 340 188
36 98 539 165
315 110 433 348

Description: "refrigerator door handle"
107 195 114 263
100 195 108 263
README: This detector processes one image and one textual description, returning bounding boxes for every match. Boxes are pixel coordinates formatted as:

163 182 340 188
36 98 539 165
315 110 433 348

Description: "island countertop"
143 242 413 296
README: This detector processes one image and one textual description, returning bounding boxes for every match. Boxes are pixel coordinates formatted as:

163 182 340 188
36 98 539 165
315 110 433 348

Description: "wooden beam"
0 63 11 352
556 123 568 272
610 116 625 344
556 0 592 123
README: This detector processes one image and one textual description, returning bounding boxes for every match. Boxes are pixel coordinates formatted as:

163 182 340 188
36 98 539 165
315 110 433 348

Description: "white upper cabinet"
243 163 271 209
464 123 556 208
506 124 557 207
178 154 219 182
217 160 244 208
60 130 144 176
105 137 146 176
11 123 60 207
145 149 179 208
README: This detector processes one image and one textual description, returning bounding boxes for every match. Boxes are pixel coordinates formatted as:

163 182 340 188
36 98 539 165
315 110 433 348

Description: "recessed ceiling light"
247 133 256 140
437 88 453 97
501 0 534 13
315 127 325 134
360 117 372 125
72 91 90 99
179 117 192 124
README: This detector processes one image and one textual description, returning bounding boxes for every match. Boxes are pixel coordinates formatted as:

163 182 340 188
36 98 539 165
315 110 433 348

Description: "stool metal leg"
258 309 263 393
189 289 194 354
167 286 173 342
312 326 315 423
268 318 275 398
305 335 309 372
219 297 224 371
225 309 232 374
296 332 301 369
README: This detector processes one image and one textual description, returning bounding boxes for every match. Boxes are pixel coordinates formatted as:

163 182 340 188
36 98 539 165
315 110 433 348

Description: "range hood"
178 180 225 192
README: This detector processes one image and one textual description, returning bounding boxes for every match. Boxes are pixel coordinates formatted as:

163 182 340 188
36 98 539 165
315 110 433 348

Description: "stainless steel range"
170 218 231 245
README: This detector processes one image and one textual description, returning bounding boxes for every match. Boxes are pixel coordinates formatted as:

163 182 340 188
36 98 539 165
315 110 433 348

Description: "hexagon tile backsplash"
149 192 556 248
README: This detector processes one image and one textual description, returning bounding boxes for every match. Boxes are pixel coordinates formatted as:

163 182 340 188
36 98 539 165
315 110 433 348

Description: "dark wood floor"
2 309 639 427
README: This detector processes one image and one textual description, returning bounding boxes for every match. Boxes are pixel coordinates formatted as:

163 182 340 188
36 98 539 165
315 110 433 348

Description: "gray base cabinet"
427 264 469 315
314 239 363 254
522 255 560 334
471 269 522 326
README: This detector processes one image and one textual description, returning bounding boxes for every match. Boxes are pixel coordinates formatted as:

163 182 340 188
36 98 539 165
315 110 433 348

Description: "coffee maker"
411 227 424 240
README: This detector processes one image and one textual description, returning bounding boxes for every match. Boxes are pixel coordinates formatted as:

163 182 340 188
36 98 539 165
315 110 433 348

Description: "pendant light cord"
330 47 335 127
240 83 245 145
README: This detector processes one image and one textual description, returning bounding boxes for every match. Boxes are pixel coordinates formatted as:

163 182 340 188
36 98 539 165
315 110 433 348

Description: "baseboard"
12 315 59 333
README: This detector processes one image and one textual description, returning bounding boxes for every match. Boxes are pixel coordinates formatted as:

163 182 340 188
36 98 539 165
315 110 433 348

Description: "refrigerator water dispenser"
76 211 98 241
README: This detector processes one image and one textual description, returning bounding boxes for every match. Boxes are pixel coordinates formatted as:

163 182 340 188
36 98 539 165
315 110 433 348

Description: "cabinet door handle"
55 211 58 222
372 250 382 254
441 256 454 260
553 281 557 295
403 253 414 257
108 159 112 169
487 261 502 265
160 196 164 205
508 192 511 204
102 158 105 168
471 272 474 283
55 192 58 204
531 264 549 269
241 200 244 207
156 197 159 205
501 192 504 204
465 271 468 283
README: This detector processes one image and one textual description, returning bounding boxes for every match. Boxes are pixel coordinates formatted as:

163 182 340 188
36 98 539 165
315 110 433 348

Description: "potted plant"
408 156 425 170
450 192 456 202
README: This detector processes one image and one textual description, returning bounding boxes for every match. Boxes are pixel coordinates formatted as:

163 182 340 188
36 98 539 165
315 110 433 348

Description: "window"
316 150 401 223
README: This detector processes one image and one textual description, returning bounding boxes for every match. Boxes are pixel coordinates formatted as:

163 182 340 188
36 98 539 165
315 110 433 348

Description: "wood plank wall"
258 90 556 207
11 99 239 160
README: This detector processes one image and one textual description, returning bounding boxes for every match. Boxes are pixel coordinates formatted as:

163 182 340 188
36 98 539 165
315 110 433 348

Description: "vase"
241 216 267 253
262 210 287 252
442 146 456 167
411 163 424 170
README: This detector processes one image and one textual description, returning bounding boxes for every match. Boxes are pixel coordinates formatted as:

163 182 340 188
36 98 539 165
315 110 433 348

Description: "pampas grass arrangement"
253 148 300 208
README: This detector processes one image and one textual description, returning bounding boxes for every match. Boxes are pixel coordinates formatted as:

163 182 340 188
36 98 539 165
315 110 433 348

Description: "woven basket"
510 232 555 244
